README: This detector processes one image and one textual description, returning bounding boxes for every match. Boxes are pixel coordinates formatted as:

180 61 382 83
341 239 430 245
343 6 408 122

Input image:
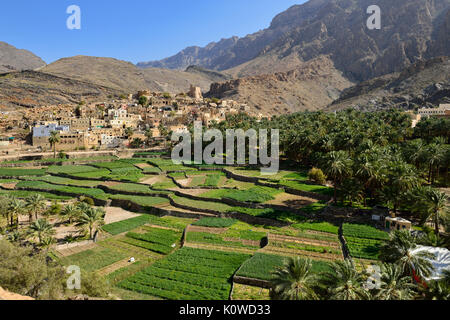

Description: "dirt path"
98 258 135 276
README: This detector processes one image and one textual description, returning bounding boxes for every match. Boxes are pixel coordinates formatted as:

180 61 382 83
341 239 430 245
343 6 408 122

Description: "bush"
46 201 62 216
80 196 95 206
308 168 326 185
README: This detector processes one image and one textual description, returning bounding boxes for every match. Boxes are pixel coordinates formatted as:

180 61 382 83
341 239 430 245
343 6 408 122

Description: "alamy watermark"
364 265 382 290
171 121 279 175
66 5 81 30
367 5 381 30
66 265 81 290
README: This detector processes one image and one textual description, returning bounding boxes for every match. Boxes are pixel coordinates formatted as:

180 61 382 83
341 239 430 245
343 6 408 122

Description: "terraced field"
118 247 250 300
342 223 389 261
0 155 393 300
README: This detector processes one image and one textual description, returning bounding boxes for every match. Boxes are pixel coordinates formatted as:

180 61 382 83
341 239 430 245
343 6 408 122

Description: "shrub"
308 168 327 185
46 201 62 216
80 196 95 206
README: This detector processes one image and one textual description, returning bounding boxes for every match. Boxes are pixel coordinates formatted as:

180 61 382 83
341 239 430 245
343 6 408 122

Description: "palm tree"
60 204 80 224
422 189 447 237
27 219 56 245
323 151 353 204
379 230 434 280
375 263 417 300
125 127 134 138
321 260 369 300
48 131 61 159
7 198 26 229
145 128 153 146
76 207 105 240
0 196 11 227
270 257 319 300
25 194 46 222
383 161 419 214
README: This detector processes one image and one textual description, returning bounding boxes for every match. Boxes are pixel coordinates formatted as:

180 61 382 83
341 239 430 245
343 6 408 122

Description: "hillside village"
0 85 254 155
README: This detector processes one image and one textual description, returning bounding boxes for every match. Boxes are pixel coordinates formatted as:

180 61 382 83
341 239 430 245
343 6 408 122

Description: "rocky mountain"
0 70 122 110
207 56 353 115
139 0 450 82
327 56 450 111
0 42 46 73
42 56 227 93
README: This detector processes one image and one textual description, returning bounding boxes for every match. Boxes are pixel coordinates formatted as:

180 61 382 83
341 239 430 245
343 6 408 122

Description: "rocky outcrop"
328 56 450 111
206 56 353 114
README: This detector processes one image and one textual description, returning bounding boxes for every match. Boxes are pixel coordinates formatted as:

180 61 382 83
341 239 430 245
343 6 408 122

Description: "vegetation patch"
292 221 339 235
0 168 47 177
118 247 250 300
60 247 127 272
192 218 237 228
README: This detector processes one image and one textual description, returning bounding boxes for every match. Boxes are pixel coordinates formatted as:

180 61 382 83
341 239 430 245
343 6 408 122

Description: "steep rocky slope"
140 0 450 82
0 42 46 73
328 56 450 111
207 56 353 115
0 71 122 109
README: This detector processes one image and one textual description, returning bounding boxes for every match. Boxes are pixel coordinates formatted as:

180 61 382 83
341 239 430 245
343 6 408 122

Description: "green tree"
270 257 319 300
76 207 105 240
25 194 46 222
375 263 417 300
138 96 148 107
125 127 135 138
145 128 154 146
27 219 56 246
7 198 26 228
410 187 448 237
48 131 61 159
60 204 80 224
0 240 66 299
323 151 353 204
130 138 144 149
379 230 434 279
321 260 369 300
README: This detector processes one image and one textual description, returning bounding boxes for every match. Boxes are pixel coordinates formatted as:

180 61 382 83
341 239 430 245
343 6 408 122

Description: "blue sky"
0 0 305 64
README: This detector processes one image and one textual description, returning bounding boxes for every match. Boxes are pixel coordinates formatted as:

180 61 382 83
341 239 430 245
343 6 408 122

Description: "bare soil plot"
135 163 151 169
104 207 140 224
266 192 317 209
141 175 165 185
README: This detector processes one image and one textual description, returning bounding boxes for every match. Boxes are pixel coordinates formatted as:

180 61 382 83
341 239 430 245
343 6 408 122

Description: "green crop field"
292 221 339 235
60 247 127 272
0 168 47 177
118 248 250 300
342 223 389 241
236 253 331 281
192 217 237 228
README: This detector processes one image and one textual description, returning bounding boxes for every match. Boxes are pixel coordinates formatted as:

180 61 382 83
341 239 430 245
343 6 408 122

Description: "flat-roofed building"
418 104 450 118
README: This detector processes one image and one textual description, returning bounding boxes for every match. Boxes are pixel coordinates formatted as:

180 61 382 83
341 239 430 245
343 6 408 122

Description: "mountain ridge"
0 41 46 73
138 0 450 82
